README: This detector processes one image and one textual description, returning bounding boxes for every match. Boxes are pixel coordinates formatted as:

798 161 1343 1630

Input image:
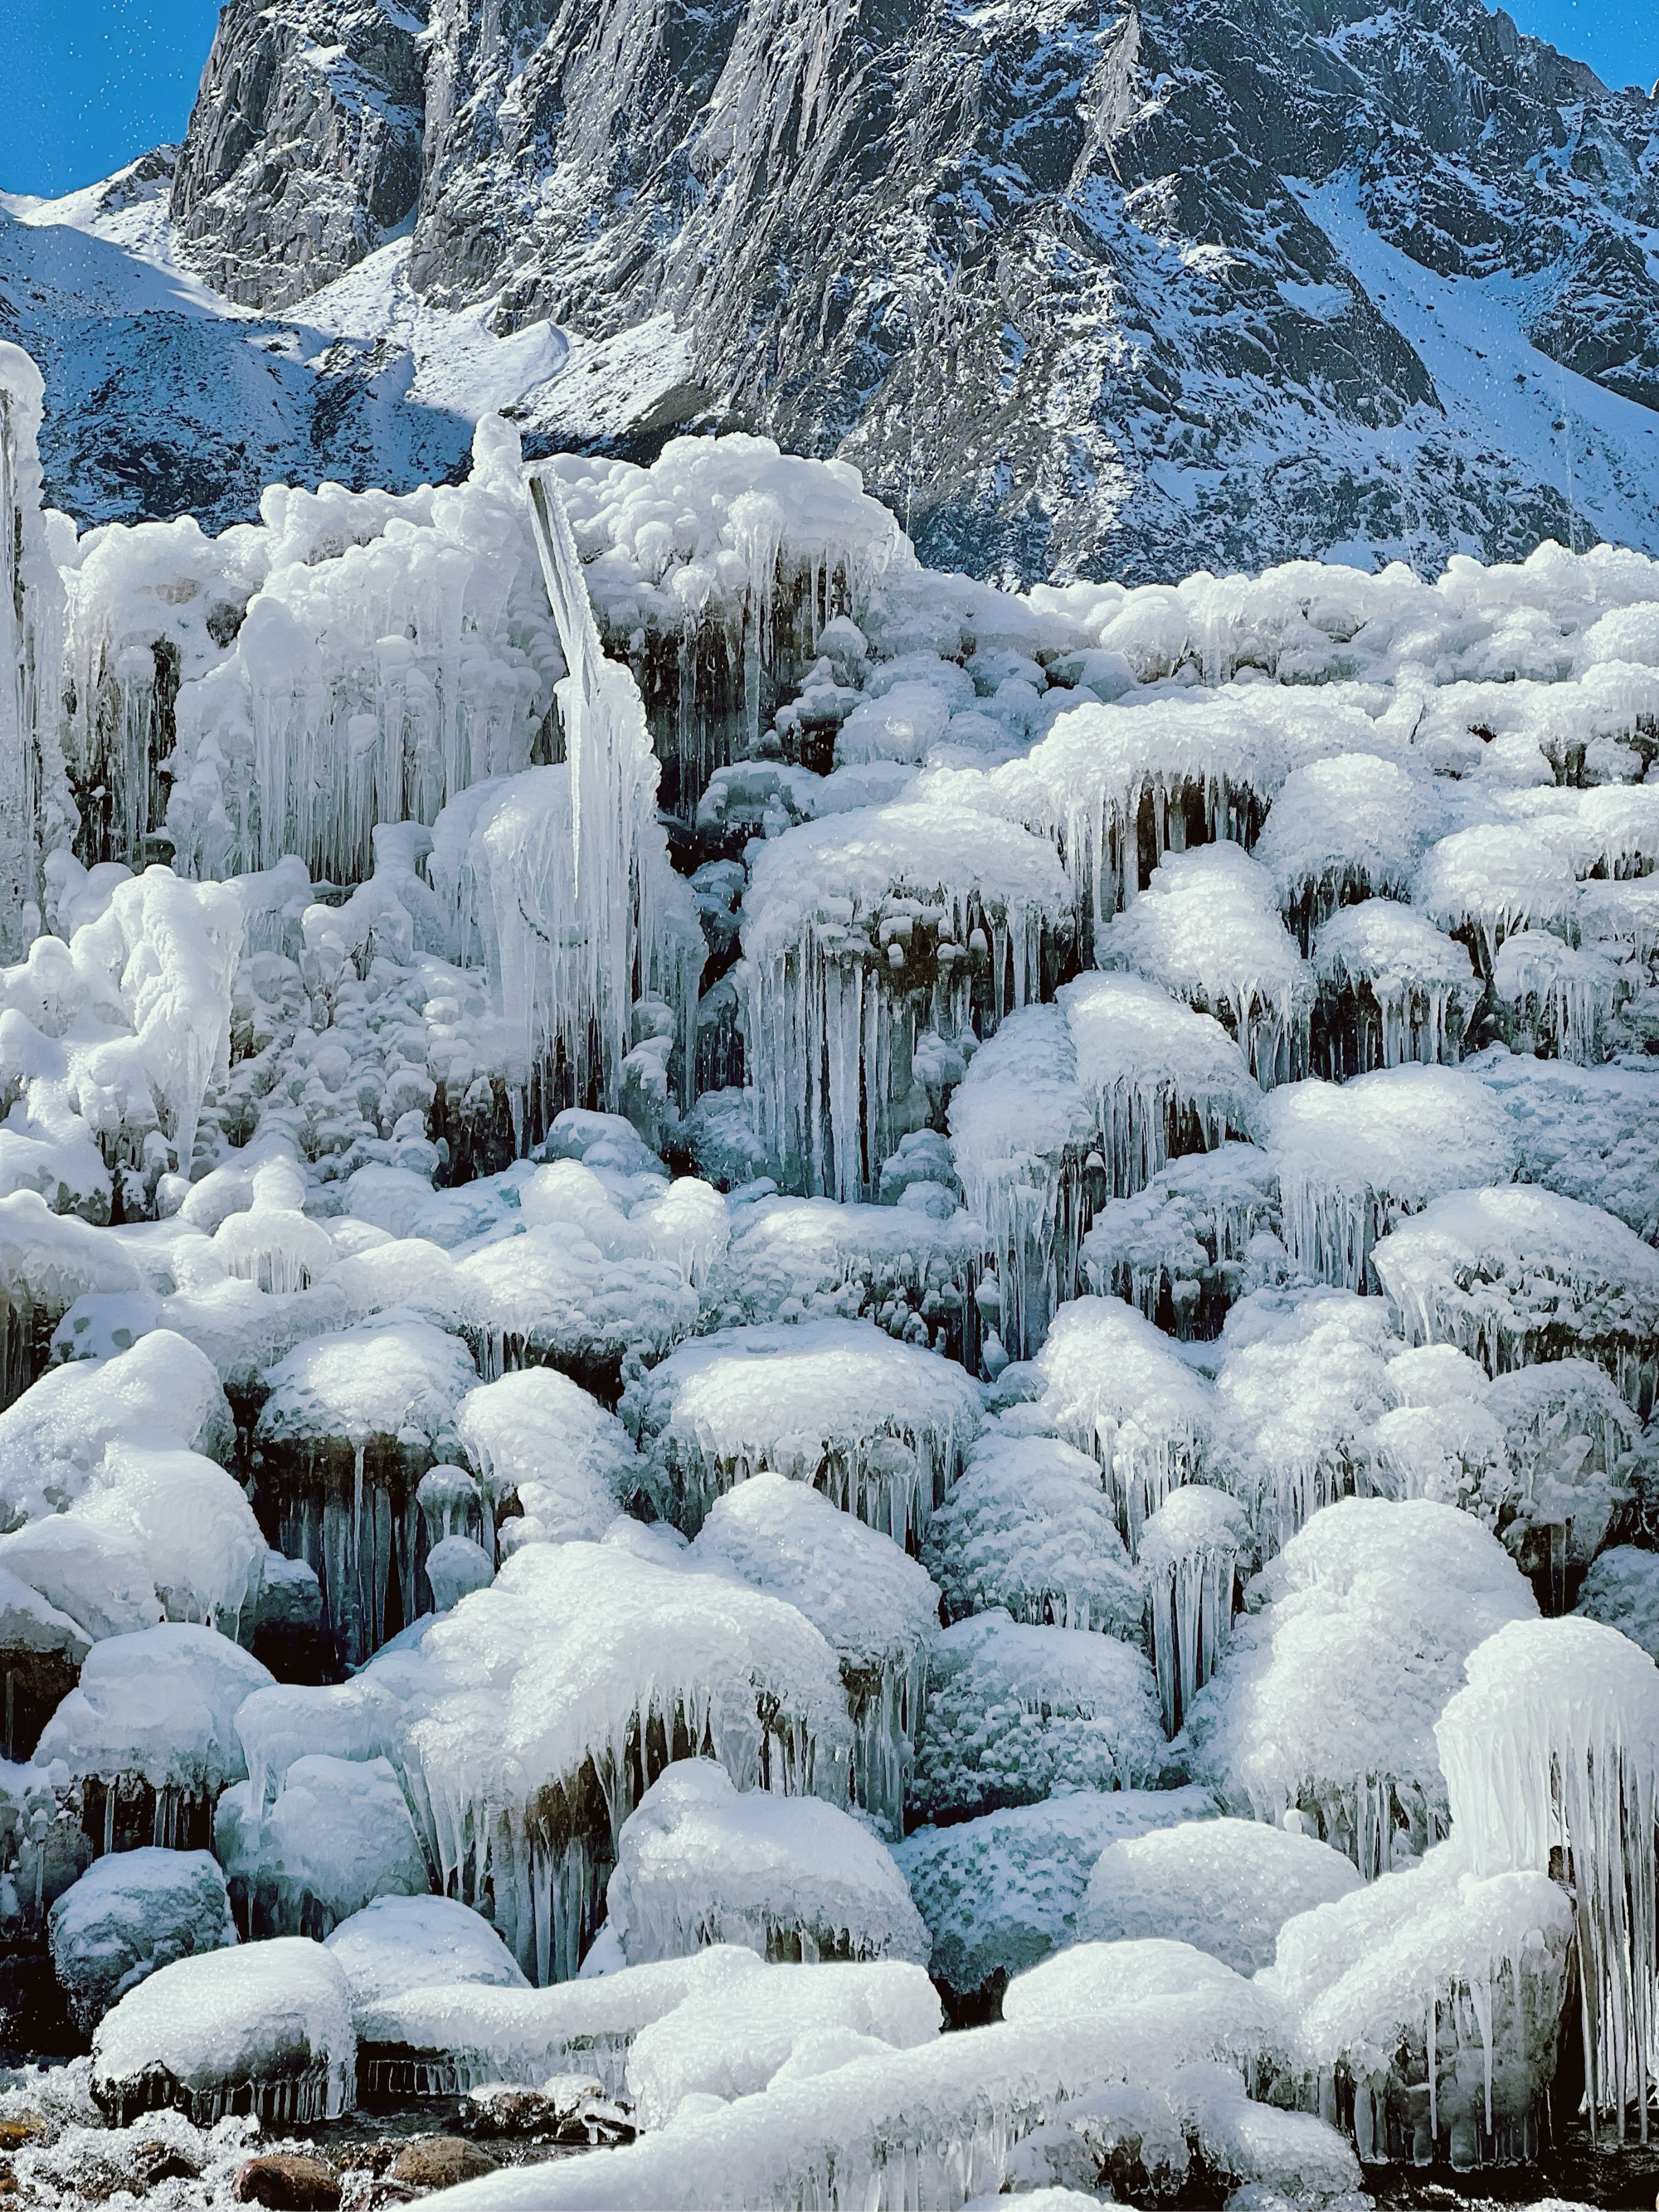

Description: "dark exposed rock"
385 2136 498 2191
170 1 427 311
234 2151 343 2210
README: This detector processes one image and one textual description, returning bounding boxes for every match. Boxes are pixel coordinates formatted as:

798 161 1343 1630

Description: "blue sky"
4 0 1658 198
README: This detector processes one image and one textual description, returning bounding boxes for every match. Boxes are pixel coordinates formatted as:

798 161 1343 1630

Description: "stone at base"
233 2151 342 2209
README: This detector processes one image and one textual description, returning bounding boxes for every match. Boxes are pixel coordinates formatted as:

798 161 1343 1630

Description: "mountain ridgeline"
14 0 1659 580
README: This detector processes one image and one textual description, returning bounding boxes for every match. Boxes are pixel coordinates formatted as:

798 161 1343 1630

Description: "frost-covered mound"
4 352 1659 2193
48 1849 237 2031
630 1317 982 1542
604 1759 927 1966
90 1938 355 2126
1185 1498 1537 1874
1079 1816 1360 1975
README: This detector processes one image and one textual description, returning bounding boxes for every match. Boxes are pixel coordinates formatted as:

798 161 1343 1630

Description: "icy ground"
2 329 1659 2205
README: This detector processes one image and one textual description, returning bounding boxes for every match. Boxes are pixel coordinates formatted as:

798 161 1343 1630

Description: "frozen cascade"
0 343 69 960
1185 1498 1537 1877
543 436 907 815
1262 1067 1516 1294
1492 926 1618 1065
1215 1288 1403 1550
1079 1144 1282 1339
429 464 704 1132
693 1472 941 1835
922 1432 1147 1640
630 1318 984 1544
740 801 1072 1199
398 1540 853 1984
1371 1184 1659 1417
1310 902 1481 1076
1034 1299 1214 1555
1140 1486 1249 1737
946 1005 1095 1362
1436 1616 1659 2139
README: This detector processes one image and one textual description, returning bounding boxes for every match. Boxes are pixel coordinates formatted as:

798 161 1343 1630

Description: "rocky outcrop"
401 0 1659 581
7 0 1659 578
170 0 427 309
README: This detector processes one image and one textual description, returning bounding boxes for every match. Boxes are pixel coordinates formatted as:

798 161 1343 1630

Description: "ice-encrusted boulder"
48 1848 237 2031
1185 1498 1537 1875
215 1753 431 1938
893 1787 1217 2016
90 1937 355 2126
631 1317 982 1543
1033 1298 1214 1555
0 1566 90 1762
324 1894 528 2025
604 1759 927 1967
1263 1840 1574 2169
1373 1184 1659 1417
252 1314 480 1665
395 1539 853 1983
455 1364 642 1550
624 1956 942 2128
1575 1545 1659 1661
692 1473 940 1833
909 1611 1168 1824
921 1431 1146 1637
36 1624 274 1856
1079 1816 1360 1975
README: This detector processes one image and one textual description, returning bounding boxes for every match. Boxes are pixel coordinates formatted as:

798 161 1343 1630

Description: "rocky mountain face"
169 0 427 309
7 0 1659 579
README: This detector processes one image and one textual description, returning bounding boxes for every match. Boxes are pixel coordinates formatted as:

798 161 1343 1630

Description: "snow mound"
693 1472 939 1834
215 1753 430 1938
632 1317 981 1543
624 1956 941 2128
36 1623 273 1809
90 1937 355 2127
49 1849 237 2031
324 1894 528 2022
1079 1816 1360 1973
605 1759 927 1968
910 1611 1169 1822
1185 1497 1537 1874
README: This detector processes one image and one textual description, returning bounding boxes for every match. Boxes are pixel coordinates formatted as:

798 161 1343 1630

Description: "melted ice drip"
1437 1616 1659 2141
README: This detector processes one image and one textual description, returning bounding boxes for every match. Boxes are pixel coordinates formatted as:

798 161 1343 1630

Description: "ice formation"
5 346 1659 2192
631 1317 982 1543
36 1625 273 1856
1437 1616 1659 2136
922 1432 1146 1638
605 1759 927 1966
215 1753 430 1938
47 1848 237 2030
1139 1485 1250 1734
356 1944 765 2097
692 1472 940 1833
908 1611 1169 1822
623 1956 941 2127
397 1539 852 1984
322 1893 527 2025
1265 1840 1574 2168
894 1788 1218 2014
1080 1816 1360 1974
1034 1297 1214 1552
90 1937 355 2126
1185 1498 1537 1874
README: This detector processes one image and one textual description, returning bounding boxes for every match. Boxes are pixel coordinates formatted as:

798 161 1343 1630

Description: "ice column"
1437 1616 1659 2141
0 344 67 960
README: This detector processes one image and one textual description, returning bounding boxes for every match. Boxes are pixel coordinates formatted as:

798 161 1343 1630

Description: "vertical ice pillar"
0 344 65 962
523 467 702 1115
